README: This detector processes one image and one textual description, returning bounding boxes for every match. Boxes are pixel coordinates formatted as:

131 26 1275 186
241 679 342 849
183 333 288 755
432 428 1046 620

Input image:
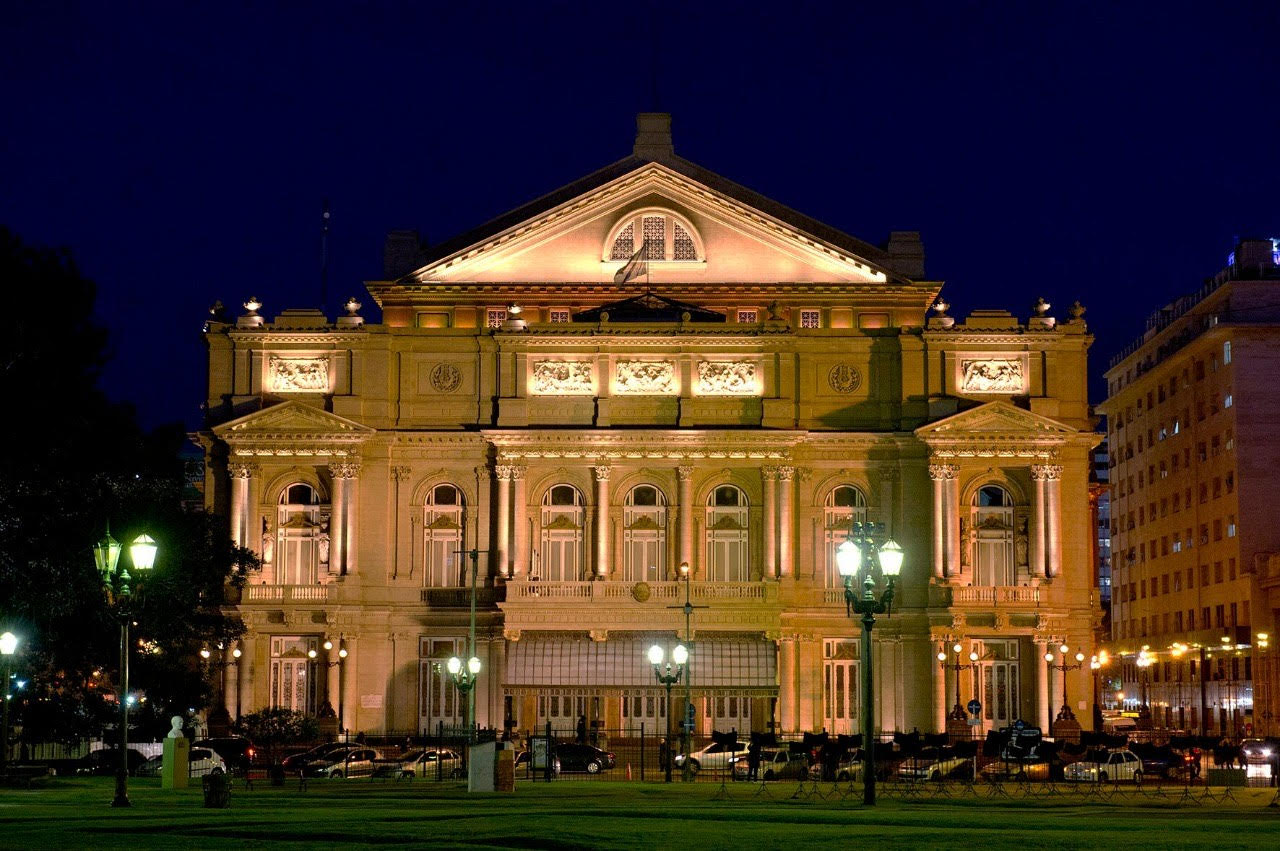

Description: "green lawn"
2 778 1279 849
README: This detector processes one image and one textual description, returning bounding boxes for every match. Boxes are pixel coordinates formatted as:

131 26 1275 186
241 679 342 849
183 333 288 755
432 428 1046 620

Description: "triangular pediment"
213 401 375 446
397 162 897 286
915 401 1078 440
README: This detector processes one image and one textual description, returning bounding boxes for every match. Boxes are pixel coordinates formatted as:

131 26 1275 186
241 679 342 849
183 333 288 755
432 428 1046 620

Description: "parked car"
1064 749 1143 783
75 748 149 776
515 749 561 776
372 748 463 779
554 743 615 774
731 749 810 781
283 742 354 771
194 737 256 775
306 747 383 778
981 754 1052 781
896 748 971 781
137 747 227 778
674 741 746 774
1241 739 1275 764
1133 744 1201 779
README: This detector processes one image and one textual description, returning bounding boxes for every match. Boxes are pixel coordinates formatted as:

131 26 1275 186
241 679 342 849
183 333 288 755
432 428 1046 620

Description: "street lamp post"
308 638 351 735
1135 649 1152 726
0 631 17 773
1090 650 1109 730
446 655 482 742
937 642 979 722
835 520 904 807
93 529 158 808
1046 644 1085 725
669 561 705 782
648 644 687 783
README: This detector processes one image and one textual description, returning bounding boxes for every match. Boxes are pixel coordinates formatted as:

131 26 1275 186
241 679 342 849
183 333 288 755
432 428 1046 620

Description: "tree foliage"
0 226 255 742
234 708 318 764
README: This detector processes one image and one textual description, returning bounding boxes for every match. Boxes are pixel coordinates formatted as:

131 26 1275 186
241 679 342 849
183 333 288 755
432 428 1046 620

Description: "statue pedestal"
1051 715 1082 744
162 736 190 790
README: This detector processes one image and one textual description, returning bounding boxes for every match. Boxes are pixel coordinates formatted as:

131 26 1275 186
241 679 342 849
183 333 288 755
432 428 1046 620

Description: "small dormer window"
606 209 704 262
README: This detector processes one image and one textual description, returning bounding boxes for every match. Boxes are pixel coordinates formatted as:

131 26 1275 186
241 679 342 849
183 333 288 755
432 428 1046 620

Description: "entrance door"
270 636 318 712
972 640 1020 730
419 638 462 733
823 640 859 735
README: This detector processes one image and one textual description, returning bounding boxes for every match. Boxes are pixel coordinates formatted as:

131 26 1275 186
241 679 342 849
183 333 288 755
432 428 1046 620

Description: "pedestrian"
747 740 761 782
577 714 587 744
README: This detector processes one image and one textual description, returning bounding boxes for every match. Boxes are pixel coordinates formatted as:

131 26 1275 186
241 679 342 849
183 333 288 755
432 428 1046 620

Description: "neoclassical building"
199 114 1100 739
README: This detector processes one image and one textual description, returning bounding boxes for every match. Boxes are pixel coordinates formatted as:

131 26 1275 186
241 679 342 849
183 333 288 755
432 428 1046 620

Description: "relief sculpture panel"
959 358 1025 394
614 360 676 395
268 356 330 393
695 361 758 395
530 360 595 395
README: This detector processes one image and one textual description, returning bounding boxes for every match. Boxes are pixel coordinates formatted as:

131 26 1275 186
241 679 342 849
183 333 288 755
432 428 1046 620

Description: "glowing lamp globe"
0 632 16 656
672 644 688 665
93 531 122 581
937 652 947 662
468 656 481 675
447 656 462 675
877 540 904 576
648 645 664 666
835 538 860 577
130 534 158 571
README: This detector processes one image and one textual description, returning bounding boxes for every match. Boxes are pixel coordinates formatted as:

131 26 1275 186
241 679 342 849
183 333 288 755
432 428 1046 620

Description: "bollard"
202 772 231 808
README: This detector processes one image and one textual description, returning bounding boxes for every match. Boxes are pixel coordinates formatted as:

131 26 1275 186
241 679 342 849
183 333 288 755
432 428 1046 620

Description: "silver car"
306 747 383 778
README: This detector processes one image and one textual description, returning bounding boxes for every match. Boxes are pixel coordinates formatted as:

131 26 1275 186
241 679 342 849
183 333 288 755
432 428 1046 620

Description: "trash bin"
202 773 231 808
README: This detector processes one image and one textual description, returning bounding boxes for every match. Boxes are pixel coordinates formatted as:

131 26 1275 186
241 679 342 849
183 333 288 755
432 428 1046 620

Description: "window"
972 486 1014 586
423 484 465 587
737 309 758 324
1224 341 1232 364
623 485 667 582
420 638 463 728
270 635 320 713
486 308 507 328
799 309 821 329
705 485 749 581
548 308 571 323
823 640 860 734
607 211 703 261
1223 393 1233 409
276 483 326 584
1227 517 1237 538
823 486 868 588
540 485 585 581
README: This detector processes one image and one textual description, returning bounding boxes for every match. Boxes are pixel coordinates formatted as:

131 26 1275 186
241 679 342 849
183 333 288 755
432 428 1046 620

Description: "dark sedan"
554 743 615 774
75 748 149 776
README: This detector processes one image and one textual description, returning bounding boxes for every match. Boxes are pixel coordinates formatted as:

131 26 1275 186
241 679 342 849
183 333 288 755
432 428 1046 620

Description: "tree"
0 227 255 743
234 708 319 766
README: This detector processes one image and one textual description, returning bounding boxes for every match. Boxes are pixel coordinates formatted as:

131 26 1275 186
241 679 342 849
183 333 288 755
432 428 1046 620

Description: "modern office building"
198 115 1100 738
1101 237 1280 735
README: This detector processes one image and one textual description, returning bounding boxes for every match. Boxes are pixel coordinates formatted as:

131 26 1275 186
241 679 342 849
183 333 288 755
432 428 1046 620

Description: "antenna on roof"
647 11 660 111
320 199 331 315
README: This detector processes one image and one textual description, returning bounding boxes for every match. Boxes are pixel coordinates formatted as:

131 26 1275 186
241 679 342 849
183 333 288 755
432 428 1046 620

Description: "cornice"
226 330 370 344
484 429 807 461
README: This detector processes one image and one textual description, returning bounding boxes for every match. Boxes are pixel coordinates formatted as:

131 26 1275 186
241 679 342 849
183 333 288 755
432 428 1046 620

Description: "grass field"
2 778 1279 849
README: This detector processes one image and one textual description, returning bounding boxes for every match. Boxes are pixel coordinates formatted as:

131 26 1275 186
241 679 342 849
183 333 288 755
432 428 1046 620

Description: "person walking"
747 740 761 782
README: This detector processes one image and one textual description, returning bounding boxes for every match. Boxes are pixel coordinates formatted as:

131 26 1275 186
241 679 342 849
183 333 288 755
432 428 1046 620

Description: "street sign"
967 699 981 716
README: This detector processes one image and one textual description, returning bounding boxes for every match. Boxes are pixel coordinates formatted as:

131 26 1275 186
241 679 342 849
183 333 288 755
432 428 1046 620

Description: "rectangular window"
486 308 507 328
1224 341 1232 364
1224 393 1233 408
736 309 758 324
548 309 571 323
1227 517 1236 538
799 309 821 329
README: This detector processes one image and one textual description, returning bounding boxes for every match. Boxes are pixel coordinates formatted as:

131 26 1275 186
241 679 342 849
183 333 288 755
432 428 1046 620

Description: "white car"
137 747 227 778
372 748 464 779
674 741 747 774
1065 749 1144 783
896 749 971 781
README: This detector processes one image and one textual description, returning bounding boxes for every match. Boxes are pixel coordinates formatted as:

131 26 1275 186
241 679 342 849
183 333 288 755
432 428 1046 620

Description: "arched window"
623 485 667 582
607 210 703 262
823 486 868 588
277 483 327 585
423 484 466 587
540 485 585 582
971 485 1014 586
705 485 749 582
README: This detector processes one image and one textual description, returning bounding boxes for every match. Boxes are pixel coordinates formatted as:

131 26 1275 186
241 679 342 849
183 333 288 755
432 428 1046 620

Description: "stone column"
762 466 778 579
778 636 797 734
929 463 946 579
329 461 361 575
229 463 254 548
777 466 795 578
879 468 899 537
1030 465 1047 579
677 466 694 576
327 644 341 715
511 466 528 577
1045 465 1063 580
1035 638 1051 731
225 646 241 720
594 465 611 578
391 466 411 580
494 465 512 578
342 635 359 734
944 468 960 579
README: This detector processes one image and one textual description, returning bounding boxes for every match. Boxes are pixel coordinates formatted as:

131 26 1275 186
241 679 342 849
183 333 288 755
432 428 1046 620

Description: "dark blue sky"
4 2 1278 428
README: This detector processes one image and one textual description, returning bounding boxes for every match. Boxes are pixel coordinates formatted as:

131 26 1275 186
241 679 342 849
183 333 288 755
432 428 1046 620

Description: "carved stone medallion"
430 362 462 393
631 582 652 602
827 363 862 394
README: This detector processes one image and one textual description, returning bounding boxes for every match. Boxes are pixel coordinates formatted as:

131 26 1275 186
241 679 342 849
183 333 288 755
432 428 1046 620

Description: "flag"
613 240 649 285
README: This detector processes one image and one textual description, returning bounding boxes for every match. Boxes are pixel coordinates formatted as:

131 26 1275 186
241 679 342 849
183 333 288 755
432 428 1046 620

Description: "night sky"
4 2 1278 429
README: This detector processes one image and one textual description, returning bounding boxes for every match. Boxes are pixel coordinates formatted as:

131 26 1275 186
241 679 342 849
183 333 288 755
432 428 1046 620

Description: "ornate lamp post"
835 520 904 807
1 631 17 773
669 561 704 782
446 654 482 743
324 638 349 732
93 529 158 808
1090 649 1109 730
937 642 979 722
1135 648 1152 725
648 643 687 783
1046 644 1085 724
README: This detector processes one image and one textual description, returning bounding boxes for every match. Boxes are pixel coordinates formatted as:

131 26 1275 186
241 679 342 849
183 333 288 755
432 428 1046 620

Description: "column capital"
328 460 362 479
928 461 959 481
593 465 612 482
676 464 695 481
879 466 901 483
761 465 779 480
391 465 412 482
229 461 258 479
494 464 516 481
776 465 795 482
1031 463 1064 481
510 465 527 481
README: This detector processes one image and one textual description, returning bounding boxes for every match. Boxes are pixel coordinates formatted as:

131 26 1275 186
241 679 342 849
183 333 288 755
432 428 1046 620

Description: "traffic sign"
967 699 981 716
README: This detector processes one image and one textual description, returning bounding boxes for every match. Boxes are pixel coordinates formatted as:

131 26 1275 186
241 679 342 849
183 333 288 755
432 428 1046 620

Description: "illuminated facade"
1101 237 1280 735
199 114 1099 737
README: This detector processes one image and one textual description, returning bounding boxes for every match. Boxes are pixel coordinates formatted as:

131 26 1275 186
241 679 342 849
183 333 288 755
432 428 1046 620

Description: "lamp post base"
111 770 131 807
